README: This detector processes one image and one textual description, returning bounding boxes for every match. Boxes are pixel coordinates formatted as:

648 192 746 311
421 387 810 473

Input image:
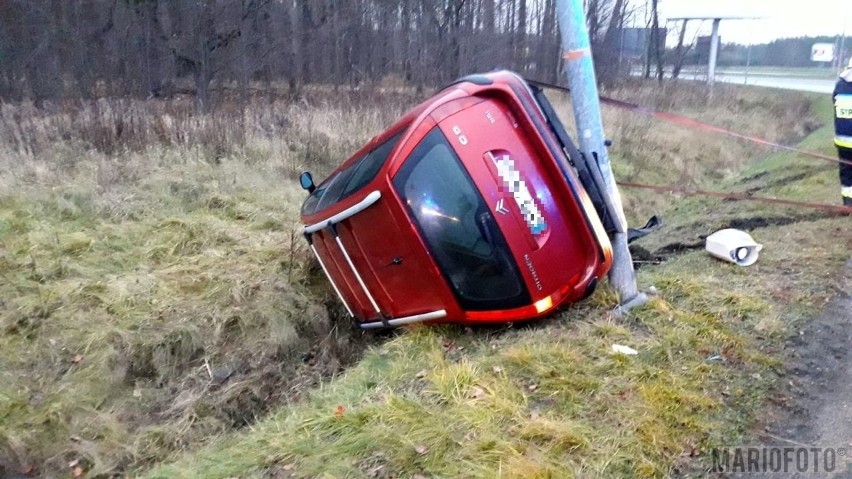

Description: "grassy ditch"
0 82 843 478
142 87 848 479
0 91 415 477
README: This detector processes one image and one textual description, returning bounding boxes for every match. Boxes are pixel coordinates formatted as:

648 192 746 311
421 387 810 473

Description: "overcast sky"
659 0 849 45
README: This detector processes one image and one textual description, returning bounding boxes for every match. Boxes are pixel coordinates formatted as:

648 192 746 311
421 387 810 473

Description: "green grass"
140 91 849 478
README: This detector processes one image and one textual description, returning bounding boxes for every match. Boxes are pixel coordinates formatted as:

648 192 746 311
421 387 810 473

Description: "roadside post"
554 0 647 314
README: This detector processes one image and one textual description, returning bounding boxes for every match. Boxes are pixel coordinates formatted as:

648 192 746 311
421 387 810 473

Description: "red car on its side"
299 71 615 329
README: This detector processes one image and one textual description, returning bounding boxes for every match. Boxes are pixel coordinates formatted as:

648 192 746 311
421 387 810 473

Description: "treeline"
0 0 644 109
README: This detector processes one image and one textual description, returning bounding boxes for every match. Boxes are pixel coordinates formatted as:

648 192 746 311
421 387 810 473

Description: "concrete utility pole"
554 0 647 314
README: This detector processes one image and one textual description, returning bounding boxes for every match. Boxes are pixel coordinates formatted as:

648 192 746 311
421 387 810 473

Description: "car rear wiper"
478 211 497 246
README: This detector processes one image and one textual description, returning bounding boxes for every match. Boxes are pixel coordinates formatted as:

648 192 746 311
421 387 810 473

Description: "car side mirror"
299 171 316 193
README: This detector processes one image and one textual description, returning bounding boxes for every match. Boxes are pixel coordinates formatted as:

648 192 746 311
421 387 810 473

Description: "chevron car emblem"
495 198 510 215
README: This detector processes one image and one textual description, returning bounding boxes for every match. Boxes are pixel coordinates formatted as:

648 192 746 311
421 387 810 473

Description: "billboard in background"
811 43 835 62
696 35 722 63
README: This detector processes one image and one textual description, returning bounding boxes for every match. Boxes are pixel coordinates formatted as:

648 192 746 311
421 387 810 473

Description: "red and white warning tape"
617 181 852 214
597 96 852 167
527 79 852 213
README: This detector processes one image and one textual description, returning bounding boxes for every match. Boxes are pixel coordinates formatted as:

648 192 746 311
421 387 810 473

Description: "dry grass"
0 90 416 478
549 80 822 223
0 81 839 478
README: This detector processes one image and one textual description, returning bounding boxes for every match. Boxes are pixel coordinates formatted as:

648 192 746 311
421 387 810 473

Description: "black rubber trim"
529 85 617 234
582 277 598 300
444 74 494 88
505 81 608 263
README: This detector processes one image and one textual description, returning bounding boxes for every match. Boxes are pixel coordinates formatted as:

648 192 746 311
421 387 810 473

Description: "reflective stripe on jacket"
834 74 852 141
835 135 852 149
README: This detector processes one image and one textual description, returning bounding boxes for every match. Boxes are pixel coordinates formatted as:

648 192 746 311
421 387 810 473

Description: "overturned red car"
299 71 616 329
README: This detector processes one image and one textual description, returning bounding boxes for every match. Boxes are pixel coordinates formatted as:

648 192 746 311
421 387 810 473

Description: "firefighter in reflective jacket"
834 58 852 206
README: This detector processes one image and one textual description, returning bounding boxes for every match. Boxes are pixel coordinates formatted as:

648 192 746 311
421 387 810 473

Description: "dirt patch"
654 240 707 256
763 172 811 188
629 239 705 271
629 245 663 270
740 171 810 188
739 169 835 196
740 171 769 183
725 213 841 231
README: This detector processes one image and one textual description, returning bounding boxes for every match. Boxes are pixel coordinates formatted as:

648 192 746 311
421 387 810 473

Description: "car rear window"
393 127 530 311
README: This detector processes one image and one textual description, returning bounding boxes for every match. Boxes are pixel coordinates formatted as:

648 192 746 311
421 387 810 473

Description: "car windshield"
393 128 530 310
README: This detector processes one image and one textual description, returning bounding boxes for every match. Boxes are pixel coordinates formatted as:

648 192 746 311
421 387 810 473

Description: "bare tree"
670 19 696 79
0 0 632 106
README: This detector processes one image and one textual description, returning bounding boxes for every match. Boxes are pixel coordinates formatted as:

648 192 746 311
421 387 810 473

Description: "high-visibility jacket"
834 70 852 149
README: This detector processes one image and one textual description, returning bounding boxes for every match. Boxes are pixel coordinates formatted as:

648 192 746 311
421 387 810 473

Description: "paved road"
679 72 836 94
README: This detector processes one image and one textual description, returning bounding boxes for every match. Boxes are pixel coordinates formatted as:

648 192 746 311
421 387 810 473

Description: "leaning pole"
554 0 647 313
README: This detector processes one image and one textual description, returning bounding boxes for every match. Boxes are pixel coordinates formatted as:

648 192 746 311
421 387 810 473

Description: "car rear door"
436 97 604 303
